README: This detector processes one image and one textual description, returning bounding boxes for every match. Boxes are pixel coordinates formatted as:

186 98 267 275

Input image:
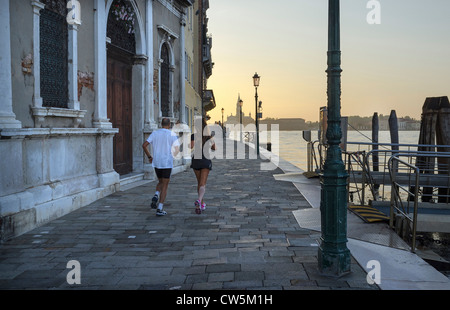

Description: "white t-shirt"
146 128 180 169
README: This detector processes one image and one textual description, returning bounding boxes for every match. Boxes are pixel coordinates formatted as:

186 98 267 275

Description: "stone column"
169 64 175 119
0 0 21 129
179 11 186 124
145 0 157 130
68 24 80 110
93 0 111 128
93 0 118 190
133 55 147 172
157 58 163 119
31 0 45 110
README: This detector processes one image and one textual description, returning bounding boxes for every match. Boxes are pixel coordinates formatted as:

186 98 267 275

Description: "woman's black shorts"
190 158 212 170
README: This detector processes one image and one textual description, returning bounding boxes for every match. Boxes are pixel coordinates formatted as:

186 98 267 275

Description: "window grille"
107 0 136 54
40 2 69 108
161 44 170 117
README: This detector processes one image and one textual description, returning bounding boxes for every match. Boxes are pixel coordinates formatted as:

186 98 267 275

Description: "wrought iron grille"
41 0 67 16
160 44 170 117
40 7 69 108
107 0 136 54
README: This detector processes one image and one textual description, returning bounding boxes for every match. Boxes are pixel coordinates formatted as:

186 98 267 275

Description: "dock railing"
333 141 450 252
388 156 420 252
388 153 450 252
344 142 422 205
305 139 322 174
343 142 450 205
311 140 450 251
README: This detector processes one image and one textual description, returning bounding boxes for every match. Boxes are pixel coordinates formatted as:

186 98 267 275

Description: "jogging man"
142 118 180 216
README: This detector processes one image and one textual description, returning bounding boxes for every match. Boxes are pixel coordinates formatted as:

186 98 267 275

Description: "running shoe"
151 195 158 209
156 209 167 216
201 202 206 212
195 200 202 214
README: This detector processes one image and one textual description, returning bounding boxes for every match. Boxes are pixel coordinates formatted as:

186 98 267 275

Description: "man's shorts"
154 168 172 179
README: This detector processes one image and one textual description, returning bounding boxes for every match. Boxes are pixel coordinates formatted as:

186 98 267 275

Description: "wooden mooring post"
389 110 399 180
372 112 380 196
436 97 450 203
389 110 399 153
416 96 450 203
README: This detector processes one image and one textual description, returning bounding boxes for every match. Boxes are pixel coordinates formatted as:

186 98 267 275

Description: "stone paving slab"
0 141 377 291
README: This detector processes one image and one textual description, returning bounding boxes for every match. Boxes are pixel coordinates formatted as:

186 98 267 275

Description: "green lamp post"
239 99 243 143
318 0 351 277
252 73 261 157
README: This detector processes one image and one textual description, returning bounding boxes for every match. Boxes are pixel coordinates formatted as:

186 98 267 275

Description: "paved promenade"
0 141 376 290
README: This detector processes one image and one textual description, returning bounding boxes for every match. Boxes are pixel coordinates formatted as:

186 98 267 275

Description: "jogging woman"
190 118 216 214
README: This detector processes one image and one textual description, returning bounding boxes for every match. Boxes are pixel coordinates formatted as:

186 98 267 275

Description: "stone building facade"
0 0 215 240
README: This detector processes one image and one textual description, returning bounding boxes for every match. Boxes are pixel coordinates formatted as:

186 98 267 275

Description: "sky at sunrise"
206 0 450 124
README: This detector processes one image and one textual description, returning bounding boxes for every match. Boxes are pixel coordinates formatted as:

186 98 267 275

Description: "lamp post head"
239 99 243 107
221 108 224 114
253 73 260 87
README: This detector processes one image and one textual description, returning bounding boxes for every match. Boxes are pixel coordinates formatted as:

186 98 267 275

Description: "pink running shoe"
200 202 206 212
195 200 201 214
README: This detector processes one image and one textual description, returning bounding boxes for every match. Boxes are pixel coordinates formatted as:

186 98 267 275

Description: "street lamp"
318 0 351 277
239 99 243 142
253 73 260 157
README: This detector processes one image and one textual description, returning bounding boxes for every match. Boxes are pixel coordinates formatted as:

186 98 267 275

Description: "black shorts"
154 168 172 179
190 158 212 171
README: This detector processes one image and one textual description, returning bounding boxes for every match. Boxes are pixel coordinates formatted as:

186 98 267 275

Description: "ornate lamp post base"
318 169 351 276
318 250 351 277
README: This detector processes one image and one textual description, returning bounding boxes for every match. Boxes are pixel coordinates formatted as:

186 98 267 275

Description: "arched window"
40 0 68 108
160 43 170 117
107 0 136 54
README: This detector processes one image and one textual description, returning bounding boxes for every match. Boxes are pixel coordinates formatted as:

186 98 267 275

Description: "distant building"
260 118 307 131
224 94 254 126
377 118 420 131
400 118 421 131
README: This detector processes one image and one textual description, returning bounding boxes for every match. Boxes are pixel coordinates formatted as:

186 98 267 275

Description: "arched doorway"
106 0 136 175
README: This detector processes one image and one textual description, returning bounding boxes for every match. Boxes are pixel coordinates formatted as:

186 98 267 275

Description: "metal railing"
310 138 450 252
310 139 450 204
388 153 450 252
388 156 420 252
361 149 449 203
343 142 450 205
305 140 322 174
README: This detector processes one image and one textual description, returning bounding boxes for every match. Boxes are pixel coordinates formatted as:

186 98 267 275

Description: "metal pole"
318 0 351 277
240 105 243 143
255 87 259 157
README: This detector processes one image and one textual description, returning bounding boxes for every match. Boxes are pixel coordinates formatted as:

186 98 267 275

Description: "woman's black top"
190 134 213 170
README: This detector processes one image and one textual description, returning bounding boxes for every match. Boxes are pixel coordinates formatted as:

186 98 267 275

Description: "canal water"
273 130 421 171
